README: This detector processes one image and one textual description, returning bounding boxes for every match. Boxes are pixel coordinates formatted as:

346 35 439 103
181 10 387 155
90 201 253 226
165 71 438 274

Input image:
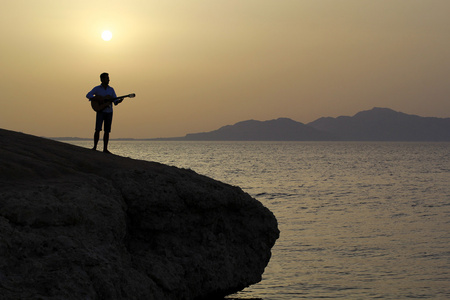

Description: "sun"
101 30 113 41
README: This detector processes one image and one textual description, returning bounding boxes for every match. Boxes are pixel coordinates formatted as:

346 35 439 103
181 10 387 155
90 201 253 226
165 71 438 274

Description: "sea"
65 140 450 299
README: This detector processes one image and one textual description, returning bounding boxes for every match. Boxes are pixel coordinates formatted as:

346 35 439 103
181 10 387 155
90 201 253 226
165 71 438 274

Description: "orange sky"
1 0 449 138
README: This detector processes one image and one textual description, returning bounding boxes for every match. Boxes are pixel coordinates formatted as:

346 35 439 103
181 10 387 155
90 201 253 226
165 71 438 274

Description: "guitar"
90 93 135 112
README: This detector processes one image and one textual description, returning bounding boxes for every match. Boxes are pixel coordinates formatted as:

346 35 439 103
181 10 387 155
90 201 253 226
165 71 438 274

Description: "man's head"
100 72 110 86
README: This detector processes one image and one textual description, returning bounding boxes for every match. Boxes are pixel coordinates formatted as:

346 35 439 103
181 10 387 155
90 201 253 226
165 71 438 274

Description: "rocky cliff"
0 129 279 299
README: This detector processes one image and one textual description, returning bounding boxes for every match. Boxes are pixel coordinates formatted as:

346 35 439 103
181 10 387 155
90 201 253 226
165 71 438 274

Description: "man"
86 72 122 153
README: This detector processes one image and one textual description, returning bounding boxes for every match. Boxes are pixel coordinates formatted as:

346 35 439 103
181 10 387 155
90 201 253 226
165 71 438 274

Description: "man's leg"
93 131 100 150
93 112 103 150
103 112 113 153
103 132 110 153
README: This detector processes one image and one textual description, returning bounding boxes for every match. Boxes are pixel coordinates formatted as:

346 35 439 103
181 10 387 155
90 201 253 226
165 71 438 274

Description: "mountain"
308 107 450 141
178 108 450 141
183 117 337 141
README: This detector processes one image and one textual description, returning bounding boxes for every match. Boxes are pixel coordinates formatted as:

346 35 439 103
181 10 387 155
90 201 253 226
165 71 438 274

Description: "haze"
1 0 449 139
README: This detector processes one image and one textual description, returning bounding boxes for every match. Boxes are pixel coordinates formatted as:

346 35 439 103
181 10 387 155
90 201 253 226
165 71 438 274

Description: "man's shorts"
95 112 113 132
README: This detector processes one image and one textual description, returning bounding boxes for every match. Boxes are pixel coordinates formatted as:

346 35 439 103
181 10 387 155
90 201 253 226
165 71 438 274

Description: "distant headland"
52 108 450 142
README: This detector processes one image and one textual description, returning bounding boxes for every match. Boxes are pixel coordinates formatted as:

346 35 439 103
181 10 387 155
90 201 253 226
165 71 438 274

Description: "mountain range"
179 108 450 141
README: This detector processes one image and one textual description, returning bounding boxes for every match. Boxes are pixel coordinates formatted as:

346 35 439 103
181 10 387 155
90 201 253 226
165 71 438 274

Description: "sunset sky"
1 0 449 139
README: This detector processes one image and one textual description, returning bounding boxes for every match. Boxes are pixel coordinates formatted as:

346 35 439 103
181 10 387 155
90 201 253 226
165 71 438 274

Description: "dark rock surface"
0 129 279 299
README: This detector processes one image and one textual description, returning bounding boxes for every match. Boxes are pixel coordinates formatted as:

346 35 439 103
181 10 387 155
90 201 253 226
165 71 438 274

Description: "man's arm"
86 87 97 100
110 87 122 105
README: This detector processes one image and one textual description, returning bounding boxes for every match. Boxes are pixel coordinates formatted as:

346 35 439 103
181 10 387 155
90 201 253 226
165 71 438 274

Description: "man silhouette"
86 72 122 153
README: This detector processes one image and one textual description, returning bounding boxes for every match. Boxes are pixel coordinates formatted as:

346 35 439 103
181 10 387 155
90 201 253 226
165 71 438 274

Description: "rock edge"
0 129 279 299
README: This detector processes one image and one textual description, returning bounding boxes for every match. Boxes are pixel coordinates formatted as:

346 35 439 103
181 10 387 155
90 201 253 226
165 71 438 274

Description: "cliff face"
0 129 279 299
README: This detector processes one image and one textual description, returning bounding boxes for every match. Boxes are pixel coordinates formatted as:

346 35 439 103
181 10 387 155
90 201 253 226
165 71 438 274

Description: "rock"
0 129 279 299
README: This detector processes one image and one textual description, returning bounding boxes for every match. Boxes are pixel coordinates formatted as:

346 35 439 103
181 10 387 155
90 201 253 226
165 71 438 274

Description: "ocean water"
66 140 450 299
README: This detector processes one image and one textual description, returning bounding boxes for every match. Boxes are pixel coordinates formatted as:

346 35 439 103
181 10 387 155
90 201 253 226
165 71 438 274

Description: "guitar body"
90 95 113 112
90 93 135 112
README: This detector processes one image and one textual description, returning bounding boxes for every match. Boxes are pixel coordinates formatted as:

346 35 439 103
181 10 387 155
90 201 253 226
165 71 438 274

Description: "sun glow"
101 30 112 41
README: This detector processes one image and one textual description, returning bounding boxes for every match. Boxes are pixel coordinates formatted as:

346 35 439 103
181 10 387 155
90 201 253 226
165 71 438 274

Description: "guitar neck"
109 94 133 101
90 93 135 112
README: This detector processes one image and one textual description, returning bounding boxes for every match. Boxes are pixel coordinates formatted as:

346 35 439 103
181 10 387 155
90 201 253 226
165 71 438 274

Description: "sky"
1 0 449 139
